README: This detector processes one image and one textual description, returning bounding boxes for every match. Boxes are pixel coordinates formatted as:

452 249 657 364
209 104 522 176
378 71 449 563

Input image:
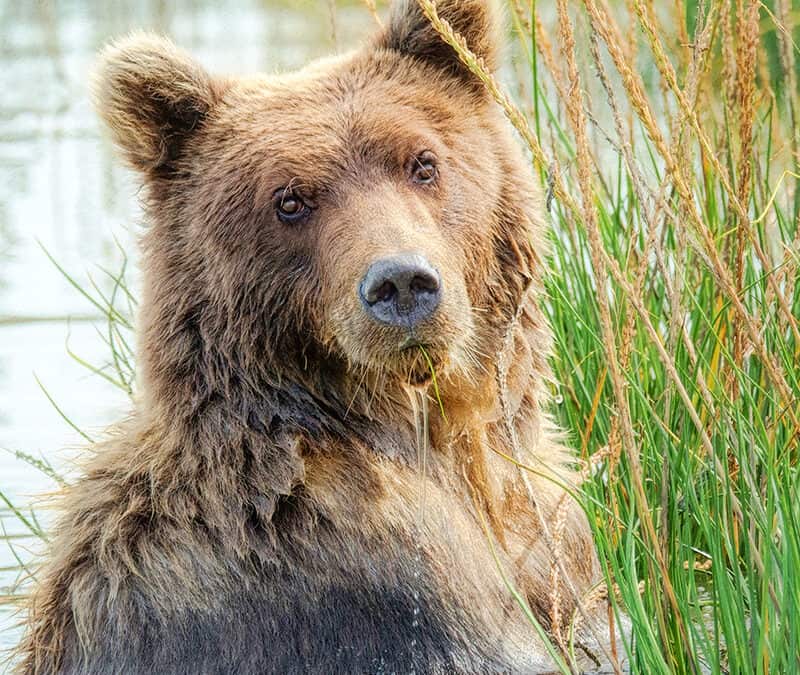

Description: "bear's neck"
134 278 547 479
137 321 421 449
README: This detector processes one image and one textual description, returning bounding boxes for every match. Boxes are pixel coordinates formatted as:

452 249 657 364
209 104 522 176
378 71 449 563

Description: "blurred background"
0 0 375 655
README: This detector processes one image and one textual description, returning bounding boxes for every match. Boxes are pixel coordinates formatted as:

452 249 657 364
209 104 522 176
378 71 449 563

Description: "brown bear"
16 1 604 673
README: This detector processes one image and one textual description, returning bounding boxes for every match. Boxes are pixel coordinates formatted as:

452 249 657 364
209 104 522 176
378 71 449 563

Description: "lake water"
0 0 374 661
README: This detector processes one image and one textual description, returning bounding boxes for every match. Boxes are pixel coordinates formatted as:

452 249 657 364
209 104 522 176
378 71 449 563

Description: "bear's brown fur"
16 1 603 672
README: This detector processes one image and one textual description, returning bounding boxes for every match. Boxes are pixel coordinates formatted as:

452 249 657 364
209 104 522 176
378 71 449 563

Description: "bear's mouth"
407 367 433 387
330 305 463 387
403 351 434 386
395 339 444 386
398 334 423 351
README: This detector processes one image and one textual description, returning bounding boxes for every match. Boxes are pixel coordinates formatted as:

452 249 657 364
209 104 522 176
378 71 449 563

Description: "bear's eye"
410 153 438 185
274 189 311 225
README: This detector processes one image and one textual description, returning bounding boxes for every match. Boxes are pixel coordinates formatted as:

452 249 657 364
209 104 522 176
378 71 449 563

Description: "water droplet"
554 394 564 405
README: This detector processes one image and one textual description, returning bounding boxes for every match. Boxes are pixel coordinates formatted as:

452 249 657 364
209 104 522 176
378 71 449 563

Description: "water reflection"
0 0 372 658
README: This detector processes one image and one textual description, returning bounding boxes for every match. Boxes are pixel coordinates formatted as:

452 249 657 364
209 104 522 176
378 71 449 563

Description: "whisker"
344 363 369 419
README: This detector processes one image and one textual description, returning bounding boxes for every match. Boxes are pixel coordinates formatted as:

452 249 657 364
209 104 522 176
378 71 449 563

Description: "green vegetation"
3 1 799 673
397 0 799 671
497 1 797 672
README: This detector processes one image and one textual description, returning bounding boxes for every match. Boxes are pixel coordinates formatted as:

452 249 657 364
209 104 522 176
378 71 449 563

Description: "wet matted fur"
16 1 603 673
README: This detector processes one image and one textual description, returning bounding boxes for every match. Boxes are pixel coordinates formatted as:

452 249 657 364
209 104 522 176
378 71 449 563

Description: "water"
0 0 373 659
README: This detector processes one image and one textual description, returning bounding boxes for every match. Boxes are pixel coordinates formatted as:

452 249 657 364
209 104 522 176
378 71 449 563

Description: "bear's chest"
201 488 550 673
153 549 548 675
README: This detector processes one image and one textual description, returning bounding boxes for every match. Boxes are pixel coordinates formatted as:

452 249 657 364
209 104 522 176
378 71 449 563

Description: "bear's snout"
359 254 441 329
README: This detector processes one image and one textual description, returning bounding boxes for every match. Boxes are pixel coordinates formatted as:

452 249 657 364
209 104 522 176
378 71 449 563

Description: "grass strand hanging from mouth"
418 345 447 422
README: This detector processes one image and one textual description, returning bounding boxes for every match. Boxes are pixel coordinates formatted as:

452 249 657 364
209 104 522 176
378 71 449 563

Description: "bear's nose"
359 254 442 328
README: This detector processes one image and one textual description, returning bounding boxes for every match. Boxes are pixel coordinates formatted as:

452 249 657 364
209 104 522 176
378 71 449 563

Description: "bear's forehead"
234 52 463 125
206 54 473 184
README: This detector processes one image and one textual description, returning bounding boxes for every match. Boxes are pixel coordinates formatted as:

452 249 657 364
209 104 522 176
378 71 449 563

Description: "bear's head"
94 0 545 424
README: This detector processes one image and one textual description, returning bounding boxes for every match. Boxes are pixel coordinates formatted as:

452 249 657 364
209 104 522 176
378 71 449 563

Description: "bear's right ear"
380 0 502 79
92 33 219 176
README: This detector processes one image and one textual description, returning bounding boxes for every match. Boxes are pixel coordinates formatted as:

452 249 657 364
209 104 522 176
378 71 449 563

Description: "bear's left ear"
380 0 502 79
92 33 221 176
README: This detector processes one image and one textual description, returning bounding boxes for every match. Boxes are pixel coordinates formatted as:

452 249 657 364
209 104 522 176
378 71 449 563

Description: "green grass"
3 1 800 673
518 1 800 672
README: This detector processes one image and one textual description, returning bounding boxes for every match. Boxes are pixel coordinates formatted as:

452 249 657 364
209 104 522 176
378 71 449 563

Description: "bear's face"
197 67 495 384
95 0 540 393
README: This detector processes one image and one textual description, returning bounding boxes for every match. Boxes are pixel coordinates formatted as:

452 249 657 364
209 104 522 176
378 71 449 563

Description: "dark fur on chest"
55 527 517 675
